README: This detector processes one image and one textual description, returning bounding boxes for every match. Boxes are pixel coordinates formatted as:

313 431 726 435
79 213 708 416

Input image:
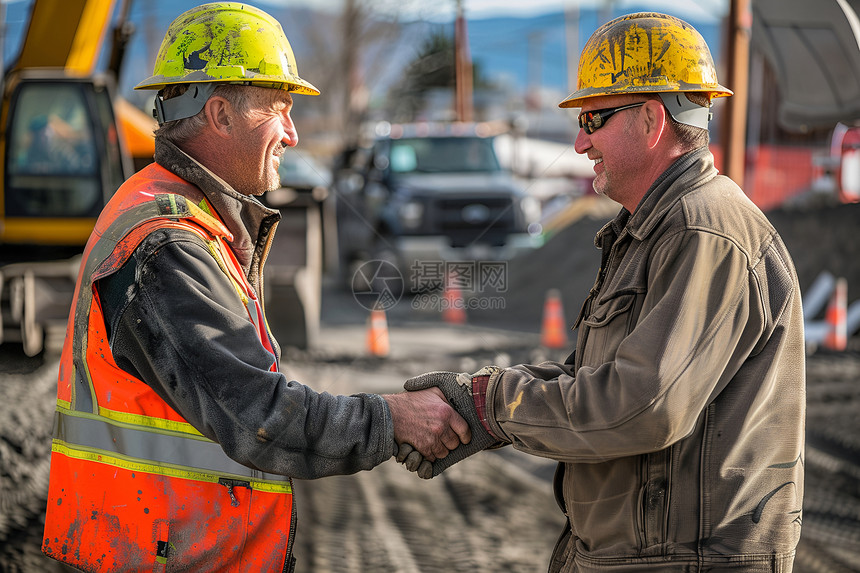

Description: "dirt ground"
3 339 857 573
1 199 859 572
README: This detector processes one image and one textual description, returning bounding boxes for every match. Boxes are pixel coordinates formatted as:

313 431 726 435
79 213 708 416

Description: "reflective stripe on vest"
53 407 290 488
43 163 292 573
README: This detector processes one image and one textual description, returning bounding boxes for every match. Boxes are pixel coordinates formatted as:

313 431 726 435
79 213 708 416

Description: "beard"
592 172 607 197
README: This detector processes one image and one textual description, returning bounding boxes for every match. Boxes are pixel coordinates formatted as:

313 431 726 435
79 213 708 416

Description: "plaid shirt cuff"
471 375 497 438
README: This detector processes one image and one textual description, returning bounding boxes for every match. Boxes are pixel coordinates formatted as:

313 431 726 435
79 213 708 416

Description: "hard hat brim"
558 84 733 109
134 74 320 96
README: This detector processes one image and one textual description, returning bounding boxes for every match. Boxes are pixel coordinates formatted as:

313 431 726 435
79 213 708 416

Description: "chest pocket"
581 292 638 365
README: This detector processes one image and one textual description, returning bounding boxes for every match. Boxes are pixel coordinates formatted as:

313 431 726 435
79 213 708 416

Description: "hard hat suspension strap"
153 83 217 125
658 92 712 130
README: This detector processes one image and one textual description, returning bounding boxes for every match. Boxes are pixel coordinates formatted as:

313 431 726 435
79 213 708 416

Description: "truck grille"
433 196 516 247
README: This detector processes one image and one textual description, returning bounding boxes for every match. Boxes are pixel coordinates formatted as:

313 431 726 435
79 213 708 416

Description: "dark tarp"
753 0 860 130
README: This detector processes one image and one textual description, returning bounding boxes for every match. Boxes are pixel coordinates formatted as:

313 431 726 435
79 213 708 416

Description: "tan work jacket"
486 148 805 572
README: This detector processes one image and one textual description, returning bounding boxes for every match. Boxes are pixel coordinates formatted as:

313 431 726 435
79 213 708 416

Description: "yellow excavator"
0 0 323 356
0 0 156 355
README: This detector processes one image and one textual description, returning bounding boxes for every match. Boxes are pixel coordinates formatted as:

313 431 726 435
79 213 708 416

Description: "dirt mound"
469 198 860 334
468 198 611 333
766 202 860 312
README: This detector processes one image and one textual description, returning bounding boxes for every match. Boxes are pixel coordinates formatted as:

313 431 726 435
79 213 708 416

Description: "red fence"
711 144 821 211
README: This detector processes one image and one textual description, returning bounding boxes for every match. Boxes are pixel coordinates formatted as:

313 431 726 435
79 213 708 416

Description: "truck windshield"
389 137 501 174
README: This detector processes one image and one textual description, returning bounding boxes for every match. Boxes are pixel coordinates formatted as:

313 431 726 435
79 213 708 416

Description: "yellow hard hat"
559 12 731 109
135 2 319 95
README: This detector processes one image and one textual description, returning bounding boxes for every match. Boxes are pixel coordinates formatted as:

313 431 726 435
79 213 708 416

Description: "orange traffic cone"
541 289 568 349
443 278 467 324
824 277 848 351
366 307 390 357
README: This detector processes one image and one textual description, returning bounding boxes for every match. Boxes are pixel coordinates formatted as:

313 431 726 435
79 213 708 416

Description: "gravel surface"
0 348 79 573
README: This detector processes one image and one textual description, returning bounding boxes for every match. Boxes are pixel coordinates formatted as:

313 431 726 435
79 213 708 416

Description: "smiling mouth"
593 158 603 166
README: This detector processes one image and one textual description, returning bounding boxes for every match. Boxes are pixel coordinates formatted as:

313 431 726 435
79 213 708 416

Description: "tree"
388 31 454 122
387 29 491 123
288 0 421 149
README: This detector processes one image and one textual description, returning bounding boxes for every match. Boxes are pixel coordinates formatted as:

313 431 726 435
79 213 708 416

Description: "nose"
282 112 298 148
574 128 591 155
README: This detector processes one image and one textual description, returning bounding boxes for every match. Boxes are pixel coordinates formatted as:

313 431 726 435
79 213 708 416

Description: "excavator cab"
1 72 127 249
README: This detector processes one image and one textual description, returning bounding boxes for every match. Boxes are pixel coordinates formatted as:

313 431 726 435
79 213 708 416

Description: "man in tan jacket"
402 12 805 573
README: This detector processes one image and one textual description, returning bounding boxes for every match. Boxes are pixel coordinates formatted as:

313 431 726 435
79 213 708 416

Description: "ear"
641 99 667 149
203 96 233 139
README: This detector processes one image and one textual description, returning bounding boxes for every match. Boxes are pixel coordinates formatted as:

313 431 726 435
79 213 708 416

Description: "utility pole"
454 0 473 122
108 0 135 80
599 0 616 26
526 30 543 111
564 2 580 95
341 0 363 145
721 0 751 188
0 0 5 100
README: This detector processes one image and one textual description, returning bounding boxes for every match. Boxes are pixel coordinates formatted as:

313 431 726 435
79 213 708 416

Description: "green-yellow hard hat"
135 2 319 95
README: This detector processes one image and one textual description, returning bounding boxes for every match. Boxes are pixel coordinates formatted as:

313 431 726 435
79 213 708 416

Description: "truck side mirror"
837 125 860 203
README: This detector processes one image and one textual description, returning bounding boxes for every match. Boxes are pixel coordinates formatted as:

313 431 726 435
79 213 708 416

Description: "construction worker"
400 12 806 572
41 4 469 571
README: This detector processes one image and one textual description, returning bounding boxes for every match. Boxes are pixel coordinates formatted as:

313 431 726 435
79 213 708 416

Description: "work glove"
400 366 509 478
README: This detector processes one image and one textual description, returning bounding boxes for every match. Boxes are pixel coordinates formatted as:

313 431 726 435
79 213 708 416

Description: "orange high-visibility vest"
42 163 294 572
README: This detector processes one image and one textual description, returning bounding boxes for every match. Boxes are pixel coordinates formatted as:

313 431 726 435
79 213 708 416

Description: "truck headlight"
520 196 541 225
398 201 424 229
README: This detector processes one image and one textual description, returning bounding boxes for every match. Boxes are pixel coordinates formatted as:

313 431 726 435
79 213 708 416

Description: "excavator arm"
11 0 116 75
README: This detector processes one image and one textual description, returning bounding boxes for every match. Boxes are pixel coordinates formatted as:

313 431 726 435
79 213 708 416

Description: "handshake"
384 366 509 479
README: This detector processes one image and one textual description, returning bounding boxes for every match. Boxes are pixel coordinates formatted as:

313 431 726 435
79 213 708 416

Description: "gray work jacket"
486 148 805 572
98 138 396 479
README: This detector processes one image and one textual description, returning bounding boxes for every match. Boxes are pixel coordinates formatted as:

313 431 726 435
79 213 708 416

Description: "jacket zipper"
283 477 297 573
218 478 251 507
697 404 715 569
256 217 292 572
218 477 295 571
257 217 280 359
257 217 278 314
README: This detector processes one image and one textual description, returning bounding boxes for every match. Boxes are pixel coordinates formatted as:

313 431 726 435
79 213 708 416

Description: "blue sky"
0 0 728 26
255 0 729 23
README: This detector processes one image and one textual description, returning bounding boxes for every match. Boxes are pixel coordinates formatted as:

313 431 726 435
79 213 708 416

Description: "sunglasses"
578 102 646 134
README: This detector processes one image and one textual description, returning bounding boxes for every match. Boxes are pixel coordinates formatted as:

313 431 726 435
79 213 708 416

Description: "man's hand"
399 367 509 478
383 388 471 462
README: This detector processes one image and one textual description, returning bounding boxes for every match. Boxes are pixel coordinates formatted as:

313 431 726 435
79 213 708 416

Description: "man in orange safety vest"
42 4 470 571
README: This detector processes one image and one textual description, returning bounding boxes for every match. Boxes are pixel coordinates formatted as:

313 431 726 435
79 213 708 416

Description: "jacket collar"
153 137 280 276
596 146 718 247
